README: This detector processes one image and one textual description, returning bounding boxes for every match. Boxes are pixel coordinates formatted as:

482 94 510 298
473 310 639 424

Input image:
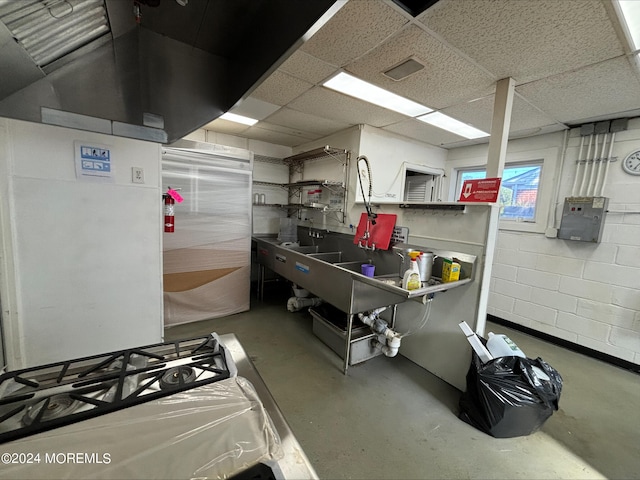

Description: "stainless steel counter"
220 334 318 480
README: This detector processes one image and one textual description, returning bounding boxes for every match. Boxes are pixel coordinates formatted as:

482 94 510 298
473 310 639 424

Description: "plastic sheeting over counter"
0 376 283 479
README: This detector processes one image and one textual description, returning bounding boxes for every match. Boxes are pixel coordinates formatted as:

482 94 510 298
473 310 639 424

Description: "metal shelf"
283 146 348 165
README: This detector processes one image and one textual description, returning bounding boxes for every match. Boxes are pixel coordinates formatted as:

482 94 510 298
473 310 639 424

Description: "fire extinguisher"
164 194 175 233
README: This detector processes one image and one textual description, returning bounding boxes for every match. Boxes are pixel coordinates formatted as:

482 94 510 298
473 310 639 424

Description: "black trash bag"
458 353 563 438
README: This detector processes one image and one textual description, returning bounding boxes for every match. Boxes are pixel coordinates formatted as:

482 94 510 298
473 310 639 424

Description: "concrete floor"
166 284 640 480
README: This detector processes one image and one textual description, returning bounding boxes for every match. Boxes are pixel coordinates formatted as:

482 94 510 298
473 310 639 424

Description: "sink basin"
253 234 476 314
288 245 319 254
308 252 343 263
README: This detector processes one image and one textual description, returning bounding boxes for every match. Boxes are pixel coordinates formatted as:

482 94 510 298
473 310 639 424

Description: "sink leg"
343 314 353 374
258 265 265 301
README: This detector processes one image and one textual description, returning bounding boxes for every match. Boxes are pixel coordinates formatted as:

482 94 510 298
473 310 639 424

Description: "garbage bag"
458 352 562 438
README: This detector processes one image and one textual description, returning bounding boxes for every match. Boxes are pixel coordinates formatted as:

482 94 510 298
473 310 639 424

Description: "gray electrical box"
558 196 608 243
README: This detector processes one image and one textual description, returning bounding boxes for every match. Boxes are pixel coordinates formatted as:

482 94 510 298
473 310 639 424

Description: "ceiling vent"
383 57 425 81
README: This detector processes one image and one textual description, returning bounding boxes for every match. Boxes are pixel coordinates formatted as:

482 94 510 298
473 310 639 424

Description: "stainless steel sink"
308 252 343 263
253 233 475 313
253 231 477 374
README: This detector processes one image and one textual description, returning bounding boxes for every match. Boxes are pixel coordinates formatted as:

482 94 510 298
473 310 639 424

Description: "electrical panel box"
558 196 608 243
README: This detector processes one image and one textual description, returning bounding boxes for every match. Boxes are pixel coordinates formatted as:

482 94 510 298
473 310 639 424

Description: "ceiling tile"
418 0 624 84
250 70 314 106
278 50 338 85
230 97 280 120
382 118 468 147
265 107 351 136
347 24 496 109
243 124 320 147
516 56 640 124
202 118 250 134
287 86 408 127
300 0 408 66
441 94 563 136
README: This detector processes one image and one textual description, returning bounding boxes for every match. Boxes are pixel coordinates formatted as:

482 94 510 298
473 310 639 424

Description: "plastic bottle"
486 332 526 359
402 251 422 290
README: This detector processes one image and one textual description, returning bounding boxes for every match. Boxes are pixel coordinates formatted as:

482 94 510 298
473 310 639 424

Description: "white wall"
447 119 640 365
0 118 164 368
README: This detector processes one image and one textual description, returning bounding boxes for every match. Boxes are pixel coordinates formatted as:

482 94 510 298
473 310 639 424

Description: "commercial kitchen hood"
0 0 339 143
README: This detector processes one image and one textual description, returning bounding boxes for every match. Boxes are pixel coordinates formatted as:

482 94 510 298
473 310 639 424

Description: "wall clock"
622 149 640 176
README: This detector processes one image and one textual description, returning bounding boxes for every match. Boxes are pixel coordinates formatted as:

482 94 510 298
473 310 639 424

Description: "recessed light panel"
417 112 489 139
323 72 432 117
220 113 258 126
617 0 640 51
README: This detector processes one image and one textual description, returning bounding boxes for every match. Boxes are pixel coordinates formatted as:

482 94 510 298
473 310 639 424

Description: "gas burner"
23 395 80 426
159 366 196 389
0 334 232 444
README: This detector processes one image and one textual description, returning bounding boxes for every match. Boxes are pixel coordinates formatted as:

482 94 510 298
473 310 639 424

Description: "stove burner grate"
0 334 231 444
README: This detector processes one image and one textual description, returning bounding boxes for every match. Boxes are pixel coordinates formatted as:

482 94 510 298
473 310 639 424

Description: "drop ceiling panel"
347 25 496 109
300 0 408 67
278 50 338 84
202 118 250 135
441 94 563 136
516 56 640 124
265 107 351 137
382 118 468 146
418 0 624 84
287 86 408 127
243 124 321 147
230 97 280 120
250 70 314 106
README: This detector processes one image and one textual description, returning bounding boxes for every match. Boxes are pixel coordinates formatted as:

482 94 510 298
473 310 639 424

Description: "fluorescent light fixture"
417 111 489 139
219 112 258 126
617 0 640 51
323 72 432 117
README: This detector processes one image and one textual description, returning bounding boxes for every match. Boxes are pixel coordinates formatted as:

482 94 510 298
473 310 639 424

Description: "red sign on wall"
458 178 502 202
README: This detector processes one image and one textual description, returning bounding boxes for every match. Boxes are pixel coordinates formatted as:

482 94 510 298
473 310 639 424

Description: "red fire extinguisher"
164 194 175 233
163 187 183 233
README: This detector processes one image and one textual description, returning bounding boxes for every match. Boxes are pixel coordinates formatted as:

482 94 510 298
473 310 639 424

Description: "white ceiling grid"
203 0 640 148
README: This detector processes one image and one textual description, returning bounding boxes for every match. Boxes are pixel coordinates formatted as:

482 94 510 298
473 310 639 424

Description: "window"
456 162 543 222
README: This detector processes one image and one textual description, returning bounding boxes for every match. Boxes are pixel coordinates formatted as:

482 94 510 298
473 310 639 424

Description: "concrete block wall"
488 229 640 364
486 119 640 366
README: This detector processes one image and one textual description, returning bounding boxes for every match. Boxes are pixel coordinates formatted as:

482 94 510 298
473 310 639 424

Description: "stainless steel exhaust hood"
0 0 339 143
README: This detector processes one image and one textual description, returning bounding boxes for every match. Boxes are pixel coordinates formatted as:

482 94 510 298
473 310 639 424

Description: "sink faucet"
395 250 405 277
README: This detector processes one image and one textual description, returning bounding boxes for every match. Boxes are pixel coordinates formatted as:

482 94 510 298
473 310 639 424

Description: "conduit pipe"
578 134 594 196
599 132 616 197
586 133 601 196
589 133 608 195
571 135 585 197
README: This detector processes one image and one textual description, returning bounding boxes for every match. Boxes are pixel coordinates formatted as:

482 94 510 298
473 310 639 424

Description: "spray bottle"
402 251 422 290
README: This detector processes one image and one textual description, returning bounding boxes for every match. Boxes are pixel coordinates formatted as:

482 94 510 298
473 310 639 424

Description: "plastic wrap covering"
162 147 252 326
0 376 283 480
458 353 563 438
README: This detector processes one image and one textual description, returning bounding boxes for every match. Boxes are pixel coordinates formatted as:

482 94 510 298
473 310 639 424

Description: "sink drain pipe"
287 296 323 312
359 297 434 357
358 307 402 357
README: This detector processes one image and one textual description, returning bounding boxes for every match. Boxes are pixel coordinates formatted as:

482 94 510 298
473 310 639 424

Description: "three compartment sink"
254 235 476 315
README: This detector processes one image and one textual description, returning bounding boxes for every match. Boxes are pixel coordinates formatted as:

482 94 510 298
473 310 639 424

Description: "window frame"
456 161 543 223
446 147 558 234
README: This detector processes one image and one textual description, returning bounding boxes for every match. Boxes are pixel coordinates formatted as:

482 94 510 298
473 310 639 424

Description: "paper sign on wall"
75 141 114 182
458 178 501 202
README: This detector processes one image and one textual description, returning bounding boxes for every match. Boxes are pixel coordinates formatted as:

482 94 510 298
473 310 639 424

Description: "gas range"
0 334 233 444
